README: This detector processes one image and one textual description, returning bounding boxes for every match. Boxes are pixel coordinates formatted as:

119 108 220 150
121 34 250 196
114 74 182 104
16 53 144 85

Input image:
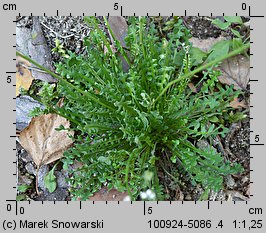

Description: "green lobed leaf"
206 39 231 62
224 16 243 25
212 19 231 30
17 184 31 193
44 167 57 193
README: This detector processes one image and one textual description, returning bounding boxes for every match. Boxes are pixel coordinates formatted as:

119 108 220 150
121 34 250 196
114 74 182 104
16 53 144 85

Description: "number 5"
114 3 119 10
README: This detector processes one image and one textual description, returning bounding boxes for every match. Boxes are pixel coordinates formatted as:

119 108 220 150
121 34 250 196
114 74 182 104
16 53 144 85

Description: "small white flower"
146 189 152 196
123 196 131 201
146 189 156 199
149 192 156 200
140 192 148 200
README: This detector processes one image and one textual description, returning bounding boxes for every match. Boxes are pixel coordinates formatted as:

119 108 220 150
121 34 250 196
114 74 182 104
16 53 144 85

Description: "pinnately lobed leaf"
17 16 249 201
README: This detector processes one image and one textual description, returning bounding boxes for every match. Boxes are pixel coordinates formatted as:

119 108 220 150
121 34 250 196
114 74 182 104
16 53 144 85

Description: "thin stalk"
16 51 116 111
35 165 40 195
139 17 147 59
153 43 250 105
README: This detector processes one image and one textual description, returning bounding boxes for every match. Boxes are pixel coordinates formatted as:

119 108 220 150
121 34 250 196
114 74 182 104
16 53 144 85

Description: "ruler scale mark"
144 201 146 215
15 201 18 216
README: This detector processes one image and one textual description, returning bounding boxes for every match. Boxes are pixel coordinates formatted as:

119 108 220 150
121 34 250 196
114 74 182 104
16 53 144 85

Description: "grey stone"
25 162 36 175
54 170 70 189
184 194 192 200
196 139 217 152
16 27 31 55
225 175 236 189
108 16 129 72
19 149 32 163
226 191 249 201
16 95 45 131
28 17 57 82
16 17 56 83
35 188 69 201
18 174 33 186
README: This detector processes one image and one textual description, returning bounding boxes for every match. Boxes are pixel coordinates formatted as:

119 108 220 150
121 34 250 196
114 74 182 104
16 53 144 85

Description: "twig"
35 165 40 196
19 63 48 74
40 22 75 39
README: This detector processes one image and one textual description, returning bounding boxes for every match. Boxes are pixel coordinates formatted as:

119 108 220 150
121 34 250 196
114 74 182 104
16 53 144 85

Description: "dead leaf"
226 190 249 201
230 97 248 109
20 114 73 166
189 36 227 53
188 82 197 93
218 55 250 90
88 187 128 201
16 56 34 96
107 16 129 72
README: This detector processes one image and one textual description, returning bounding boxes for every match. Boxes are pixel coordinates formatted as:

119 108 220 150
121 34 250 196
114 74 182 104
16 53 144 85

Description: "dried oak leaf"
218 55 250 90
16 56 34 96
20 114 73 166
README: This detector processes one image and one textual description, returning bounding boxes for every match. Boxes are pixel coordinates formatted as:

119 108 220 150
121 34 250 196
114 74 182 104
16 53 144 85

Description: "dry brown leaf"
20 114 73 166
188 82 197 93
189 36 227 52
16 56 34 96
230 97 248 109
88 187 128 201
218 55 250 90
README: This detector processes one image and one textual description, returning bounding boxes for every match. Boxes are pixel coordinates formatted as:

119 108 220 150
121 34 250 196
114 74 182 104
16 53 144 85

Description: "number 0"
242 3 247 10
7 204 12 211
114 3 119 10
